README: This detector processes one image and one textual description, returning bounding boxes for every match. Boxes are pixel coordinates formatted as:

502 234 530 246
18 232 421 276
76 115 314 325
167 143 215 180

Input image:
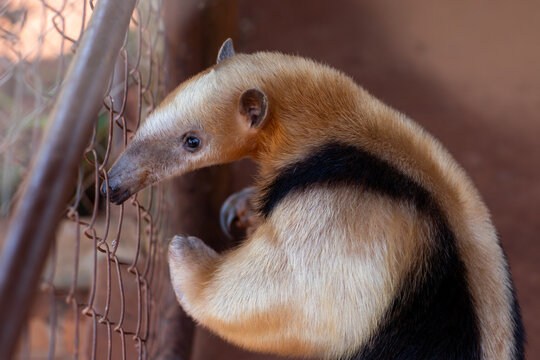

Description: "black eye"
183 135 201 151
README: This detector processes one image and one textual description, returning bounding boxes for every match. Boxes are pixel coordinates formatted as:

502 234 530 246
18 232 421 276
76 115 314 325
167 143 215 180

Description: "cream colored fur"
169 188 429 358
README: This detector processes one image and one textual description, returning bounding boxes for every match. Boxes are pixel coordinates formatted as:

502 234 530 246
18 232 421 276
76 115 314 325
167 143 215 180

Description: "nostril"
100 182 108 197
100 179 119 197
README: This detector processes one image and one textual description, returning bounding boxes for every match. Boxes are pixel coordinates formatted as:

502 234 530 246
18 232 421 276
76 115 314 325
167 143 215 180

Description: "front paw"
220 186 259 239
169 235 218 267
168 235 218 311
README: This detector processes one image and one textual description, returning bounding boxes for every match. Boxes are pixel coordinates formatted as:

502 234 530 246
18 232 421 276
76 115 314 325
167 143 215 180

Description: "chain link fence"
0 0 172 358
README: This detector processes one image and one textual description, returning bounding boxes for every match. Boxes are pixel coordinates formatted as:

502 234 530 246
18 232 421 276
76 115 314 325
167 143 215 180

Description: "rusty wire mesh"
1 0 171 358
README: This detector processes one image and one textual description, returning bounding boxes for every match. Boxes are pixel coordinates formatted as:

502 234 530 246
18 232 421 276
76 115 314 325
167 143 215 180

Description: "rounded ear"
239 88 268 129
217 38 235 64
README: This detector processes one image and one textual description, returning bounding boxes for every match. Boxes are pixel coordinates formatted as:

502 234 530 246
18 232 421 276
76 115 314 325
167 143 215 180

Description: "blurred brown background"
170 0 539 359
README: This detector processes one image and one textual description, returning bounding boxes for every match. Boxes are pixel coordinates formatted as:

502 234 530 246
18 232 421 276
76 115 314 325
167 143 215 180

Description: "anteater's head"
102 39 269 204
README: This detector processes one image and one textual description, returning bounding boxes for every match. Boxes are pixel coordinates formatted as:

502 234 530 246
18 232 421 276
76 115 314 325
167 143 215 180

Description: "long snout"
101 145 150 205
101 136 183 204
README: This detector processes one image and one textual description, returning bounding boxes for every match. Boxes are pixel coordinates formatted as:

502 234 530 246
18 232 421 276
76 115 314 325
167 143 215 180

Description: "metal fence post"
0 0 137 357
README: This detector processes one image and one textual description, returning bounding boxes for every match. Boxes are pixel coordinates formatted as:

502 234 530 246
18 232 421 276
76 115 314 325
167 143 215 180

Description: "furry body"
105 41 524 359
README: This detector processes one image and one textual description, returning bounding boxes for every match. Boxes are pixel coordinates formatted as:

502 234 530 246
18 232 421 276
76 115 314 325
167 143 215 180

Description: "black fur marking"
509 284 525 360
351 210 480 360
260 143 434 218
500 242 525 360
260 143 481 359
493 236 525 360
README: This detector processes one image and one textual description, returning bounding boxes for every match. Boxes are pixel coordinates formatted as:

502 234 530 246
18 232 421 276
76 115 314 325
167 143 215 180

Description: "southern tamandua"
102 39 524 359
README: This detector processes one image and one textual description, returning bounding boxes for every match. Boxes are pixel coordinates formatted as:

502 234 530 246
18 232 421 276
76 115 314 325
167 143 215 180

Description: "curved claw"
219 198 237 240
219 187 256 239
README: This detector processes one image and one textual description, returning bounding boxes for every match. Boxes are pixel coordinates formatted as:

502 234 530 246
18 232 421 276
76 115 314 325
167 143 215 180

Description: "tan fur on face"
169 187 431 358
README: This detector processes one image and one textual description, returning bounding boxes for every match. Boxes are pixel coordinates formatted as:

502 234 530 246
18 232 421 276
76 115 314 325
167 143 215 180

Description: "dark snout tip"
100 179 132 205
99 182 108 197
110 189 132 205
